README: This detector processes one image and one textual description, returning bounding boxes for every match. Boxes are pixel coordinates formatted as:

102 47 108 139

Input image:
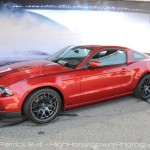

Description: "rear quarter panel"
128 59 150 90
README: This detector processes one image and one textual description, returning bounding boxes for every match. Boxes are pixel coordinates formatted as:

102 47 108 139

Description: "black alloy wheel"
23 88 62 124
134 75 150 101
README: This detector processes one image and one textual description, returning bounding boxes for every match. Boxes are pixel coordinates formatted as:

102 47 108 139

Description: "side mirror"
88 60 102 69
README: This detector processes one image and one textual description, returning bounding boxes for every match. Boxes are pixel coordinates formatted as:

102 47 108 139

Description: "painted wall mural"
0 2 150 67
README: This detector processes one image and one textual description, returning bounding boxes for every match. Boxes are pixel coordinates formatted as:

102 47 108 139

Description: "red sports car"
0 45 150 124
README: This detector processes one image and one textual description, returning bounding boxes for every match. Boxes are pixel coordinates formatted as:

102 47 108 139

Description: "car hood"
0 59 72 86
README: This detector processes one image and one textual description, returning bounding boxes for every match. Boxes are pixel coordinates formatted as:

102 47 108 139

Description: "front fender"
9 76 65 111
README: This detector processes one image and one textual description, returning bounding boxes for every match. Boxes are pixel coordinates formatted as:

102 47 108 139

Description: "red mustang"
0 45 150 124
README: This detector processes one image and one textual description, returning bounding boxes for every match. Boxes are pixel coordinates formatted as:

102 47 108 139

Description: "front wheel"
23 88 62 124
134 74 150 101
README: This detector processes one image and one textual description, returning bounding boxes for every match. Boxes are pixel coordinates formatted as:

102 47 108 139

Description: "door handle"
121 68 127 74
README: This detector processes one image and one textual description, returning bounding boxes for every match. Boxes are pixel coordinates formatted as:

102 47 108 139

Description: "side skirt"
64 92 133 110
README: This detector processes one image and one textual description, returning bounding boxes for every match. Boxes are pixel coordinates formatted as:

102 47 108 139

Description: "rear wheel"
134 75 150 101
23 88 62 124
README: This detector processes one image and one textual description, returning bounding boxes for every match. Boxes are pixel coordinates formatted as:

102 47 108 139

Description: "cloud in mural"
0 4 81 66
0 2 150 67
30 9 150 53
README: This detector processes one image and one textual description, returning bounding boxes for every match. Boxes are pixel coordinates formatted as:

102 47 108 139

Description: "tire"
23 88 62 124
134 74 150 101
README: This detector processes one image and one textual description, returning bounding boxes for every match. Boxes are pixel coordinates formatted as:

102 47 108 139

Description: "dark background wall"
1 0 150 13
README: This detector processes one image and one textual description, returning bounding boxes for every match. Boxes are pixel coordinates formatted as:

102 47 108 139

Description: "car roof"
77 45 129 51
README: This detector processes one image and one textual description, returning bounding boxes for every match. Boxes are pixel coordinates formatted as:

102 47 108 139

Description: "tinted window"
133 52 145 60
61 48 91 58
48 46 92 69
91 49 126 66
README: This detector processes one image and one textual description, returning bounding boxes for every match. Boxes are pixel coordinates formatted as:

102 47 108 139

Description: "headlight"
0 87 13 96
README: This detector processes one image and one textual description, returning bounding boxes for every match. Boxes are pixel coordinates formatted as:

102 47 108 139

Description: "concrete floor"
0 96 150 150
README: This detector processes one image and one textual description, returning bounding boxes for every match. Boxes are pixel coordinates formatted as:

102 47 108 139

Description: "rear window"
133 52 145 60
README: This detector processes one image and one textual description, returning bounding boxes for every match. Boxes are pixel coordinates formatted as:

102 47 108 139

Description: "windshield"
47 46 92 69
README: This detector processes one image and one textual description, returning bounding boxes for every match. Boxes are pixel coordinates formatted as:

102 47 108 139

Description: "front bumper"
0 94 22 120
0 94 21 112
0 111 21 119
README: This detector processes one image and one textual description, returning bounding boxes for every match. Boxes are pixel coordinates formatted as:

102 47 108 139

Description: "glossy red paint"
0 45 150 115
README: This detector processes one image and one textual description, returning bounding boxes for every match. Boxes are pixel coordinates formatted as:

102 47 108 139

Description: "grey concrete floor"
0 96 150 150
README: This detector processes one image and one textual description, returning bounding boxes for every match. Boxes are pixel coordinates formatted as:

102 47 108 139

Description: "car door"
80 49 132 102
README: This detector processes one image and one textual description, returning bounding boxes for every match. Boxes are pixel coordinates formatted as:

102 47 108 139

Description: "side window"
91 49 127 66
133 52 145 60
